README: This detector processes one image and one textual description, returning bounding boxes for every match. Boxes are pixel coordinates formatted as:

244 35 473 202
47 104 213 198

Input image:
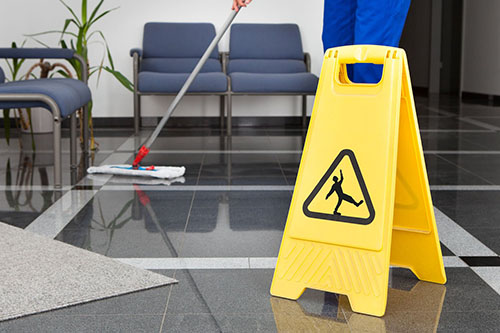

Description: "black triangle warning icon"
302 149 375 225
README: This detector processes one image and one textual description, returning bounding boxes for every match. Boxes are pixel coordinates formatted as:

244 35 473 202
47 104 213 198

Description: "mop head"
87 174 186 186
87 165 185 179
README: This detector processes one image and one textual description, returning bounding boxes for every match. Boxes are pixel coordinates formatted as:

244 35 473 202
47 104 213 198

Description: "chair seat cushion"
230 72 318 93
141 58 222 73
138 72 227 93
0 78 91 118
228 59 306 74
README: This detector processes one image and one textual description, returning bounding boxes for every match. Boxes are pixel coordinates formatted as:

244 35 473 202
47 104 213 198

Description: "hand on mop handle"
232 0 252 11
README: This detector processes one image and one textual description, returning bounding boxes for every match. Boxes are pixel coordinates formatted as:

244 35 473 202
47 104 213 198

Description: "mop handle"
132 8 242 167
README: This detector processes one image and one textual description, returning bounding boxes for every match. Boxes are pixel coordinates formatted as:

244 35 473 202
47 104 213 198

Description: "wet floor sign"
270 45 446 317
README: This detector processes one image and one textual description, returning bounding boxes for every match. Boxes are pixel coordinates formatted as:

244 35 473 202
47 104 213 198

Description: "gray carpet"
0 223 176 322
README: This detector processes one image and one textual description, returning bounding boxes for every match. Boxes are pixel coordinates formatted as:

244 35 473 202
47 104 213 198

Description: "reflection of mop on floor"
325 170 363 215
133 185 222 331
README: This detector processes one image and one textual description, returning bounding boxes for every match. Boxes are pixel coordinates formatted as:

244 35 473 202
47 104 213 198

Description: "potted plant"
27 0 133 150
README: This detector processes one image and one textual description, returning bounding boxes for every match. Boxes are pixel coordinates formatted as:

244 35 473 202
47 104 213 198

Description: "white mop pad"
87 174 186 186
87 165 185 179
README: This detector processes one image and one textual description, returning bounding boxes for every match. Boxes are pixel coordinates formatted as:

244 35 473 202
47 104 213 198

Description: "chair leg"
53 118 62 189
302 95 307 129
227 93 232 136
70 113 77 169
83 104 89 155
134 91 141 135
219 95 225 131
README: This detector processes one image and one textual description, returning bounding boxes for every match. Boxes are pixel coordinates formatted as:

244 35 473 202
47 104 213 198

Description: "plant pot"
21 107 53 134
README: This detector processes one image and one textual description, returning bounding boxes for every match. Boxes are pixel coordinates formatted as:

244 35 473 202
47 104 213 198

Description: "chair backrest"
141 22 222 73
143 22 219 59
0 66 5 84
229 24 304 60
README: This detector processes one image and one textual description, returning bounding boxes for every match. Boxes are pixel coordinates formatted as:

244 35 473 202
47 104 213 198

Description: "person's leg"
323 0 357 79
342 194 357 205
334 196 343 214
353 0 411 83
322 0 357 52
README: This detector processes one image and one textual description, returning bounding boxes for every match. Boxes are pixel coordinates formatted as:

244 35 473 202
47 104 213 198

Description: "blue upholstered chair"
226 24 319 134
130 23 228 133
0 48 91 188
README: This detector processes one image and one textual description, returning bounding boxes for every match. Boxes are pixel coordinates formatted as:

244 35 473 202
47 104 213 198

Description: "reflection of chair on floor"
0 48 91 188
270 281 446 332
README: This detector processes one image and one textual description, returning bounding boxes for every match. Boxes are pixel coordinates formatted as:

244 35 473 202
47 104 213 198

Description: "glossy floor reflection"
1 95 500 332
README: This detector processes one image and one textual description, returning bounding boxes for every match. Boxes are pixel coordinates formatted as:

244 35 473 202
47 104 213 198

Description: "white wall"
461 0 500 95
0 0 324 118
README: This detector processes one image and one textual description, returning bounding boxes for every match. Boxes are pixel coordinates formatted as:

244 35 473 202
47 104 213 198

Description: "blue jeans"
322 0 411 83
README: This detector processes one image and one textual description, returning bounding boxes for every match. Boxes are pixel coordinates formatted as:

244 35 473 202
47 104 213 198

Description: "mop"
87 6 244 179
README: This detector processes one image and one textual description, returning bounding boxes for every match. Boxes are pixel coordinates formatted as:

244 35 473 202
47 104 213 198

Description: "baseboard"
93 116 309 128
0 116 309 129
462 91 500 105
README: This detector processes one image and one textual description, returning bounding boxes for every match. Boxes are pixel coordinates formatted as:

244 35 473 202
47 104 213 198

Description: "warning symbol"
303 149 375 225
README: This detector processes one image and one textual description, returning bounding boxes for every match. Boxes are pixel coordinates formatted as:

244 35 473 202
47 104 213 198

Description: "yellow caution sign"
270 45 446 317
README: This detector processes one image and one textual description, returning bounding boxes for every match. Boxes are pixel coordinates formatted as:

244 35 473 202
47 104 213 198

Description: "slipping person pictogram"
325 170 364 215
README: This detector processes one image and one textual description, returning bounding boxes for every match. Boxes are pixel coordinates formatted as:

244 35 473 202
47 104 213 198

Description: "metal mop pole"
132 8 242 167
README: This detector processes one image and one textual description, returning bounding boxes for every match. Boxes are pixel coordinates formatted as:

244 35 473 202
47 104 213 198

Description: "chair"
0 48 91 188
130 22 228 134
226 24 319 135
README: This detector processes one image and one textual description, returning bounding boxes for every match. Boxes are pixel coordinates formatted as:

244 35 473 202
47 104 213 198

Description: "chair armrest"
130 48 143 57
304 52 311 73
0 48 75 60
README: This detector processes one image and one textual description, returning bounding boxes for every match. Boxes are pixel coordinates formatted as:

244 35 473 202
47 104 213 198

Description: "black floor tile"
199 153 288 185
180 191 291 257
417 117 485 130
437 154 500 184
457 132 500 150
460 256 500 267
0 190 60 228
425 154 490 185
419 131 487 151
57 190 193 257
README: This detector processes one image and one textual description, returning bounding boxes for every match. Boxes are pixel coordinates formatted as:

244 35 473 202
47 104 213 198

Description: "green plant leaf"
56 69 71 78
93 30 115 70
30 37 51 48
88 7 119 28
82 0 88 24
3 109 10 145
25 29 78 38
59 0 82 26
88 0 105 24
103 67 134 91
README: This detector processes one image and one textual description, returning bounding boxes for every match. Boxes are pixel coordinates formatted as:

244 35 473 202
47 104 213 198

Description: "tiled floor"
0 95 499 332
